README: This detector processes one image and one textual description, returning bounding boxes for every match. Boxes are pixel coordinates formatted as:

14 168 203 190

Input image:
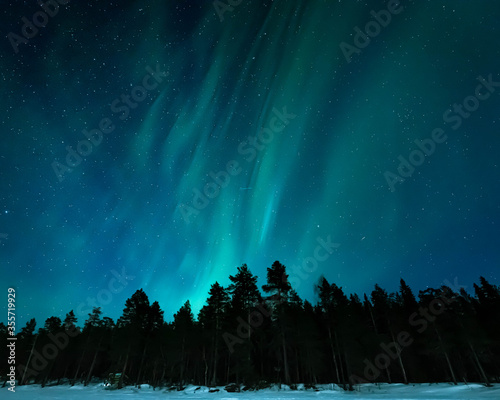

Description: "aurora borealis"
1 0 499 328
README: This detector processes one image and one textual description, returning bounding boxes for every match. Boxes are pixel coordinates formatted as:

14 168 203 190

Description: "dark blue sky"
1 0 499 329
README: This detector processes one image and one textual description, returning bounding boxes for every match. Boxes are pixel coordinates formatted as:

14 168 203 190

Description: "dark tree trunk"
85 336 102 386
327 327 341 383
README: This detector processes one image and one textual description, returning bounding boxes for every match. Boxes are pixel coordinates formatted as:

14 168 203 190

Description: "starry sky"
1 0 499 328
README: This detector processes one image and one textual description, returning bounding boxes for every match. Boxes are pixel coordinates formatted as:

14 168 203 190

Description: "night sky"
1 0 499 329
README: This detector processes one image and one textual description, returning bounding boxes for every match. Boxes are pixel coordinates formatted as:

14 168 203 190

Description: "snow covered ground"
2 382 499 399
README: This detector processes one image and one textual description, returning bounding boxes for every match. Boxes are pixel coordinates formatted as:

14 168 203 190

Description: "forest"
2 261 499 391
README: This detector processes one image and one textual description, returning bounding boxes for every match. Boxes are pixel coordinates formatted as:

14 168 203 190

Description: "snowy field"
2 383 500 400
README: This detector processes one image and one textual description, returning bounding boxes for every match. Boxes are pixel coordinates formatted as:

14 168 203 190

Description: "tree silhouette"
8 274 500 388
262 261 292 385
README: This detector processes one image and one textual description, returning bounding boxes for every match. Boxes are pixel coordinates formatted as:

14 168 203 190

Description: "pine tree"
316 277 353 388
474 276 500 341
63 310 78 330
316 277 342 385
399 279 418 315
199 282 230 385
299 301 324 384
228 264 262 312
38 316 65 386
84 307 102 331
117 289 151 332
173 301 195 387
370 285 392 383
262 261 291 304
116 289 160 387
226 264 262 381
149 301 164 332
43 316 62 333
262 261 292 385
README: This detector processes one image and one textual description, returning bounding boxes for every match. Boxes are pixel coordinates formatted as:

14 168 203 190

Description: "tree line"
1 261 499 390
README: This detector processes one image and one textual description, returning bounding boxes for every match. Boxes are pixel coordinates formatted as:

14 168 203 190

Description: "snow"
2 382 499 399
